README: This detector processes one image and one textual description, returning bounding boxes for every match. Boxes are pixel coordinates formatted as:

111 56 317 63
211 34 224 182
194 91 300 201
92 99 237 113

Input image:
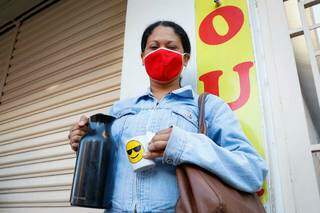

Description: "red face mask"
143 48 184 82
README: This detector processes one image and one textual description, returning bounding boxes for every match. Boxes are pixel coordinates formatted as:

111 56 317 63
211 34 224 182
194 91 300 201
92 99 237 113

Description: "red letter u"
199 61 254 111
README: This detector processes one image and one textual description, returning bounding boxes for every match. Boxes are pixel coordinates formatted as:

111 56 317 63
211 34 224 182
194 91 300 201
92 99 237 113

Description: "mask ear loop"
182 53 190 67
180 53 190 87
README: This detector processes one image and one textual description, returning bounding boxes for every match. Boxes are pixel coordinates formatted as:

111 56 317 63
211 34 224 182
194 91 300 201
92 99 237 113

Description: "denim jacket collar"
135 85 195 103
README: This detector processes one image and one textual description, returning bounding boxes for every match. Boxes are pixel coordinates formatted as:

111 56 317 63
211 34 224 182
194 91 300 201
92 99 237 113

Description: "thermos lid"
90 113 115 124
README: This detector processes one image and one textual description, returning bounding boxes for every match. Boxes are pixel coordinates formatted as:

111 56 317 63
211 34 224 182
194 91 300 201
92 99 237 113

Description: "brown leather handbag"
175 93 265 213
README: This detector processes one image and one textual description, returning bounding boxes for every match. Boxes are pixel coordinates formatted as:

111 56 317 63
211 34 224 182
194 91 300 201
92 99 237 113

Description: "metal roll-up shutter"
0 29 16 103
0 0 126 212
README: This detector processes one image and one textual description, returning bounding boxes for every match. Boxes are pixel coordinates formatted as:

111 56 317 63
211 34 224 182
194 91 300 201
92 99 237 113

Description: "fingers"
156 127 172 135
78 115 89 127
148 127 172 145
145 127 173 156
151 132 170 143
69 134 82 152
70 135 82 143
146 139 168 160
148 140 167 152
70 129 88 138
143 151 164 159
69 115 89 132
68 127 88 142
68 115 89 152
71 142 79 152
70 125 89 133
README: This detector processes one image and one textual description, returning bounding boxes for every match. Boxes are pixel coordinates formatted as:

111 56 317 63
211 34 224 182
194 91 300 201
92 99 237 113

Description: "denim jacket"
105 85 268 213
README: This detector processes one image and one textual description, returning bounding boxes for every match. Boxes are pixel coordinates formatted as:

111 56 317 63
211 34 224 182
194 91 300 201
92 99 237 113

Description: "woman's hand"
68 115 89 152
143 127 172 159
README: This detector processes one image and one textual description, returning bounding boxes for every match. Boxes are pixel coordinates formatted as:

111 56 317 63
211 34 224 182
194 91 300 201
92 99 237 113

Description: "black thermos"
70 113 116 209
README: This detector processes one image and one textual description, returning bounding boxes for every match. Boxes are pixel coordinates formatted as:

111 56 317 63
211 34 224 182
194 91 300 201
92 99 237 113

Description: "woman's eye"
167 46 178 50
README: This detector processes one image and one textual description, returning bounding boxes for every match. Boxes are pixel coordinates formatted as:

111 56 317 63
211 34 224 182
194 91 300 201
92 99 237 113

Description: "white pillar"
254 0 320 212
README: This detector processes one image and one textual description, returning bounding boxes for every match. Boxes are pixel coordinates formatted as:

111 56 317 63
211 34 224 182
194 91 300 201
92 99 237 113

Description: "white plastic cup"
125 132 155 172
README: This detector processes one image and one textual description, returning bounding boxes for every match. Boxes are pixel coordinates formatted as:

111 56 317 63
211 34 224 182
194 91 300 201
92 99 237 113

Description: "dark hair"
141 21 191 54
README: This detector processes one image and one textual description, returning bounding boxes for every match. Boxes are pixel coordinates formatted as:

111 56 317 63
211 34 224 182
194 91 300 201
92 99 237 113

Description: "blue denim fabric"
104 85 268 213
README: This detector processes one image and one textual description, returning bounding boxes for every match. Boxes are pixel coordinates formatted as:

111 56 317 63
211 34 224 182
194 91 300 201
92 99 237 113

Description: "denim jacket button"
166 158 173 164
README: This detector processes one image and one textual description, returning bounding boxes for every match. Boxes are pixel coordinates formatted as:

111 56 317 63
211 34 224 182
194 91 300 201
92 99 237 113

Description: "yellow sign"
195 0 267 203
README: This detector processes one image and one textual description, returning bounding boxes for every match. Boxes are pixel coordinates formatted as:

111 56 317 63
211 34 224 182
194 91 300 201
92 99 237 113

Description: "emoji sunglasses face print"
125 132 156 172
127 145 142 155
126 140 145 164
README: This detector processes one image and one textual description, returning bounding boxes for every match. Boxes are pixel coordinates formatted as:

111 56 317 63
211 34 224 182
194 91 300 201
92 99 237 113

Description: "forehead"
147 25 181 43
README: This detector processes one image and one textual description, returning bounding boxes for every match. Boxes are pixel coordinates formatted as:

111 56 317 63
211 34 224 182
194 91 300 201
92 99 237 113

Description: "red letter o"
199 6 244 45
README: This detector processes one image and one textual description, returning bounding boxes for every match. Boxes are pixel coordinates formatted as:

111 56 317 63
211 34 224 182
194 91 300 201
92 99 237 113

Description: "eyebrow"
147 40 178 44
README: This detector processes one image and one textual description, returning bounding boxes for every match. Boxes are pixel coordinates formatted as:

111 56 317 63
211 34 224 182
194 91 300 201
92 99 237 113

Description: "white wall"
120 0 197 99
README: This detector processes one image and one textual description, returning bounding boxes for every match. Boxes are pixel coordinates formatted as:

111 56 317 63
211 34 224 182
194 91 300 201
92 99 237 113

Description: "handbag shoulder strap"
198 92 209 135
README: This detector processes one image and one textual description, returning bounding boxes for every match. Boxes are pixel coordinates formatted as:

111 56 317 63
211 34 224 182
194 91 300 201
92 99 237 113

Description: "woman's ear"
183 53 190 67
141 52 145 66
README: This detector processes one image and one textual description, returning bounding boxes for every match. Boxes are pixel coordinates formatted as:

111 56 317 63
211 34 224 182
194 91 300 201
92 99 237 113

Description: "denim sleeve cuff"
163 125 186 166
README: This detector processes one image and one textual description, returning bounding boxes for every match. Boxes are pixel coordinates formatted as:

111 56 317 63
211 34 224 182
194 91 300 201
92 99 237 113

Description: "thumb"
78 115 89 126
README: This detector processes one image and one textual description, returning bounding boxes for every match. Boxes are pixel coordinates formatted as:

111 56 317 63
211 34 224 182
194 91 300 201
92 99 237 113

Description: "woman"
68 21 268 212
